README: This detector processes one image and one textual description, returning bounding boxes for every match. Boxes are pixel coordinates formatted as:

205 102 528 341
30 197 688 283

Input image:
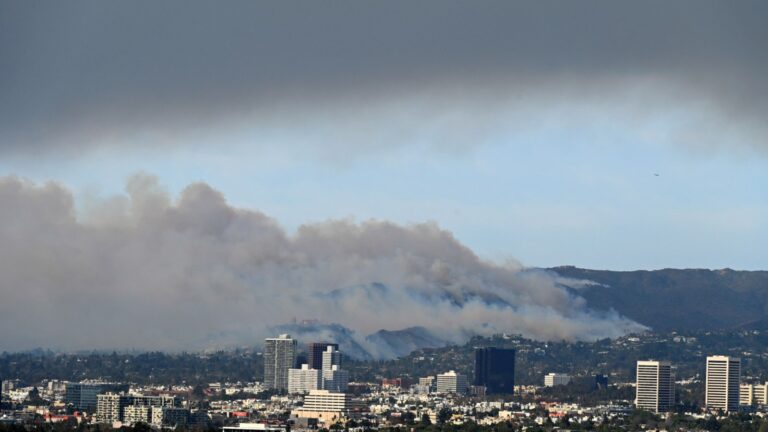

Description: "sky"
0 1 766 351
1 0 767 271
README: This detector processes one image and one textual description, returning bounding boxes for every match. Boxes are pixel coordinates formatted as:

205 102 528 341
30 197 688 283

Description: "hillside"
552 267 768 332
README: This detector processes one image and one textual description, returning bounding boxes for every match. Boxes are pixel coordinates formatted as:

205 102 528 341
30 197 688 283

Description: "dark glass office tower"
474 347 515 394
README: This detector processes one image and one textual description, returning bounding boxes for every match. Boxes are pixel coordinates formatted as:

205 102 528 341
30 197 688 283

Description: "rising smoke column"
0 174 644 356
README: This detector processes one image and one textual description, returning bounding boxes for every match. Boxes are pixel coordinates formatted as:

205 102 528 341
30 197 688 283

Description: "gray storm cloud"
1 1 767 155
0 175 645 356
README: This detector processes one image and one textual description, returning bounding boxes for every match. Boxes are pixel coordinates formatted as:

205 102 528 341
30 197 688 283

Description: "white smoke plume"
0 174 645 357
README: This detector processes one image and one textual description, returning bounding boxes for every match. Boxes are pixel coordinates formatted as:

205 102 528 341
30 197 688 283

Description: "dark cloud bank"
1 1 767 154
0 175 644 357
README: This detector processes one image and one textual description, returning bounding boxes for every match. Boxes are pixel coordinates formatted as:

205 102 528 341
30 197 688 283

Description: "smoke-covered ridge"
0 174 646 357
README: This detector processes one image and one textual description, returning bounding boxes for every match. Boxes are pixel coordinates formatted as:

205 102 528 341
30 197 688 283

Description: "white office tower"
635 360 674 413
288 364 321 394
323 365 350 392
320 346 348 391
264 334 297 390
706 355 741 412
321 346 342 371
544 373 572 387
436 370 468 394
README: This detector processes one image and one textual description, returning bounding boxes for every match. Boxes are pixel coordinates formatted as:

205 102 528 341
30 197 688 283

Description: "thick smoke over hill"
0 175 644 357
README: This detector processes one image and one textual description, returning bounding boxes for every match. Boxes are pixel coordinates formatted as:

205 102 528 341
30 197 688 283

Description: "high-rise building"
319 346 347 392
308 342 339 370
323 365 349 392
635 360 674 413
436 371 468 394
474 347 515 394
288 364 322 394
544 373 571 387
321 346 342 371
706 355 741 413
264 334 298 391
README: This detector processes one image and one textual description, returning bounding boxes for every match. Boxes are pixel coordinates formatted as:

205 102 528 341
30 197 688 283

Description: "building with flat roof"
322 365 349 392
288 364 321 394
544 373 571 387
307 342 339 370
96 393 180 424
635 360 674 413
436 371 468 394
706 355 740 413
264 334 297 391
64 382 129 413
739 382 767 406
291 390 363 425
474 347 515 394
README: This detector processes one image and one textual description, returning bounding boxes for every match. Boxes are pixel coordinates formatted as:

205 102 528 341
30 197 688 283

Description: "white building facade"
635 360 674 413
706 355 741 413
436 371 468 394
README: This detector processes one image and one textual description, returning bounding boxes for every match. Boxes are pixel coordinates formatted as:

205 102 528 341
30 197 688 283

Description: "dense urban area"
2 329 768 432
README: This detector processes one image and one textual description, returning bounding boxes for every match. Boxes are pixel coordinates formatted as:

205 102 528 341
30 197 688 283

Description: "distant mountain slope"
551 267 768 332
365 327 450 359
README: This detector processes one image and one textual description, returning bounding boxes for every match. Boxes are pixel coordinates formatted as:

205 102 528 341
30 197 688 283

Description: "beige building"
123 405 151 425
291 390 362 424
635 360 674 413
706 356 741 413
739 382 768 406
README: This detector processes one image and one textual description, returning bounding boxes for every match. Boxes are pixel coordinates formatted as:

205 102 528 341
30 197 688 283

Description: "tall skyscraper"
307 342 339 370
264 334 298 390
474 347 515 394
706 355 741 413
635 360 674 413
321 346 342 371
321 346 347 392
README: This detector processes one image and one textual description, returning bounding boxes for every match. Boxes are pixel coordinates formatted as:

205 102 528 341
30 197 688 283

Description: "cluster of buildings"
7 333 768 431
257 335 518 428
263 335 349 394
0 380 210 429
635 355 768 414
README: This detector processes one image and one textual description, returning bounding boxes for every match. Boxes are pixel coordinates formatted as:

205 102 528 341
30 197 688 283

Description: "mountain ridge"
551 266 768 333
